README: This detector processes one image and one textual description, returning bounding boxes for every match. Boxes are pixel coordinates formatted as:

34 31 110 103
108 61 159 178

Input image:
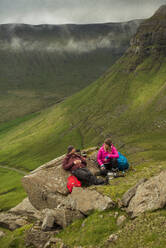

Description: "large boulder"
22 155 70 210
126 170 166 217
67 187 114 215
121 178 147 207
22 150 99 211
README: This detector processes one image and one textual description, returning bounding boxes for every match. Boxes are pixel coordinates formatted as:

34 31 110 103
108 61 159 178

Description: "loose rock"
108 234 118 242
0 231 5 239
116 215 126 226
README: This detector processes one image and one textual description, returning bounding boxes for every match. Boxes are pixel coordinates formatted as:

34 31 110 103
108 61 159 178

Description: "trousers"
72 167 104 186
99 158 118 176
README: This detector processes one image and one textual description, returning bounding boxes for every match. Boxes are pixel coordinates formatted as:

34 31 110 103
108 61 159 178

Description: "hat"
67 145 74 154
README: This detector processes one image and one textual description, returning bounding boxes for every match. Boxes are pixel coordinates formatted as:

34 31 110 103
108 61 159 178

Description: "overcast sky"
0 0 166 25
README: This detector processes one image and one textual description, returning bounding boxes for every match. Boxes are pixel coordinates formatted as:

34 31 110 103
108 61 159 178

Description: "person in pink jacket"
97 138 119 176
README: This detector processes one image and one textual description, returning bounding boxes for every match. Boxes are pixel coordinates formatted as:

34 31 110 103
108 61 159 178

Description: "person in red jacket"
63 145 107 186
97 138 119 176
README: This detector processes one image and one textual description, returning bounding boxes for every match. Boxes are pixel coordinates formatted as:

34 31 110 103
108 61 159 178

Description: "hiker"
63 145 107 186
97 138 119 176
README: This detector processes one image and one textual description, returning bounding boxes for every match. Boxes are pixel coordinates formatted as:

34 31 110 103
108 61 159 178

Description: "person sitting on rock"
63 145 107 186
97 138 119 176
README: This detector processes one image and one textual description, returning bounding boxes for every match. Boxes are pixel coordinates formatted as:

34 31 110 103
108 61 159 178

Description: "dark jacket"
63 153 87 171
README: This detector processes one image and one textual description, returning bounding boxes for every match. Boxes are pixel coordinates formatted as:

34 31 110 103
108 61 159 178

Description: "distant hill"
0 20 142 122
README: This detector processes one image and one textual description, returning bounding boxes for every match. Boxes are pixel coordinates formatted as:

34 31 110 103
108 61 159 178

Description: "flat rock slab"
10 197 41 220
0 212 28 230
127 170 166 217
68 187 114 215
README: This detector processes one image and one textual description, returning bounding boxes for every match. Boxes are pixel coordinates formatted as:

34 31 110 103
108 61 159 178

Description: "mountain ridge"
0 19 142 123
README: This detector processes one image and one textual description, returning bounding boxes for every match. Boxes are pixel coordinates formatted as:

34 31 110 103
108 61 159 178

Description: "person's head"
67 145 76 154
104 138 112 150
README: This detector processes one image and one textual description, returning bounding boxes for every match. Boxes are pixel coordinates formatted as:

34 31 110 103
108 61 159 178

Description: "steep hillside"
0 20 142 123
0 7 165 171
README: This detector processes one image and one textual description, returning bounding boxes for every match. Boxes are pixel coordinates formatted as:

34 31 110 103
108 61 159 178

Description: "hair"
67 145 74 154
104 138 112 147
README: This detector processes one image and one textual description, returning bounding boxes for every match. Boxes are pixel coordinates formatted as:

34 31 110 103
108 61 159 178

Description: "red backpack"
67 175 82 193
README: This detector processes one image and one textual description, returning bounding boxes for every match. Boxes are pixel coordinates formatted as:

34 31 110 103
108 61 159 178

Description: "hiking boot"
95 178 105 185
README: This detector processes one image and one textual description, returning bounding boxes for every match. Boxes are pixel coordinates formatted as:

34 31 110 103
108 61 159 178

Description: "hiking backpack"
117 152 129 171
67 175 82 193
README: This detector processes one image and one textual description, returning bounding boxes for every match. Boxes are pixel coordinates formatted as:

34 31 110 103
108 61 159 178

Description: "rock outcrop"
21 148 114 230
22 149 99 211
122 170 166 218
22 155 69 210
125 4 166 72
121 178 147 207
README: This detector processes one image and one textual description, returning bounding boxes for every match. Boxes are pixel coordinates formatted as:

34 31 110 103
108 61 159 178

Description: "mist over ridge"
0 20 142 54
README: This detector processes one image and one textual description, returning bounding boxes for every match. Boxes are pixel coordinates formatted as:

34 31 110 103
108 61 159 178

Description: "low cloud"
0 35 120 54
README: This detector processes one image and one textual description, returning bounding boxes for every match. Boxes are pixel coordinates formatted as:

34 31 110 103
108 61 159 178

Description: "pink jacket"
97 144 119 167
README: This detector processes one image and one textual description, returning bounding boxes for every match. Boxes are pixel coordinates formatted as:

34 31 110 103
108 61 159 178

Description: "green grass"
57 209 124 248
57 209 166 248
108 210 166 248
0 225 33 248
0 168 26 211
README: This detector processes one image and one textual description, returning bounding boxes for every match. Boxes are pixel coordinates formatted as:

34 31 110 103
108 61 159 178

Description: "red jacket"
63 153 87 171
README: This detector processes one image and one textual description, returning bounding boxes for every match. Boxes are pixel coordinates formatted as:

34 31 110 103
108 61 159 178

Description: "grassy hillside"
0 51 165 212
0 21 142 123
0 52 165 171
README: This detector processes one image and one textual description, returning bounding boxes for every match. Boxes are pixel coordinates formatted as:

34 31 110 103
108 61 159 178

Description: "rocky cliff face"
124 5 166 71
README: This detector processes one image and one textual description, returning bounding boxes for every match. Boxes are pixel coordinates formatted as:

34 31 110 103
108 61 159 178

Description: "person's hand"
101 166 105 170
104 156 109 162
74 160 81 165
